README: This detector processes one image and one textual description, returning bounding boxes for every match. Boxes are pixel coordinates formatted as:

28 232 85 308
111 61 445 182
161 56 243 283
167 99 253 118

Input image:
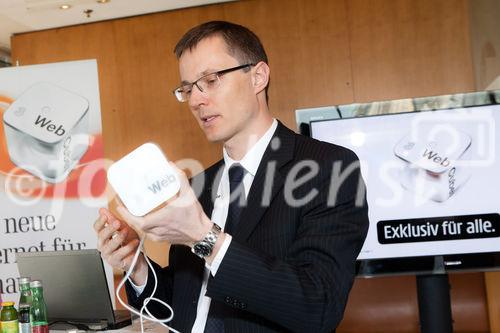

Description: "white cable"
115 236 182 333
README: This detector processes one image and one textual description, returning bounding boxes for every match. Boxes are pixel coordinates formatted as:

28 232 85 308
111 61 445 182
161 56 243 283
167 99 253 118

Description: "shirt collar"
223 119 278 176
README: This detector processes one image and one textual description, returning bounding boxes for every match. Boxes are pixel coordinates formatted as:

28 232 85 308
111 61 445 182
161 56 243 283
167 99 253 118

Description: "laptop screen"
16 249 117 324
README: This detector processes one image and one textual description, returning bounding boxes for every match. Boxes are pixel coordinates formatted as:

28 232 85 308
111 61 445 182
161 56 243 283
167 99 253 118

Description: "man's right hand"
94 207 148 285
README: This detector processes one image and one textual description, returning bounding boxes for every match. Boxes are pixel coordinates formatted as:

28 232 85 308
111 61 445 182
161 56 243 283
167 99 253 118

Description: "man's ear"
252 62 270 95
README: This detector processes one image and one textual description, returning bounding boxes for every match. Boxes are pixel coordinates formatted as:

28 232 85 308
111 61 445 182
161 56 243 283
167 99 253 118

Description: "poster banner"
0 60 108 304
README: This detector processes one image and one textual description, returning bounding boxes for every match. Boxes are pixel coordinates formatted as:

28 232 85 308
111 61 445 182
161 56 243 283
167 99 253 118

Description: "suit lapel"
233 122 296 241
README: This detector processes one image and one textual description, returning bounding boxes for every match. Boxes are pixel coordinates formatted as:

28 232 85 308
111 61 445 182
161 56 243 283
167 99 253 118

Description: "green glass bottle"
0 301 19 333
18 278 32 307
17 277 31 333
29 281 48 333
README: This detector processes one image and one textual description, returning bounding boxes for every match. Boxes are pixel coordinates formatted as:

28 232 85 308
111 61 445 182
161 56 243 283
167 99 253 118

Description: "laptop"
16 249 132 330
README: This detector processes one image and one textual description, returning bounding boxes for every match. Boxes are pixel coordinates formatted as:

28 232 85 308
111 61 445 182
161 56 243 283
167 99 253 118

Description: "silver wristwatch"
192 223 221 258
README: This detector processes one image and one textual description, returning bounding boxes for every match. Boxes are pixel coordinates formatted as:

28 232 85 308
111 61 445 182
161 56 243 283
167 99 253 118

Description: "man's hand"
94 208 148 285
116 163 213 247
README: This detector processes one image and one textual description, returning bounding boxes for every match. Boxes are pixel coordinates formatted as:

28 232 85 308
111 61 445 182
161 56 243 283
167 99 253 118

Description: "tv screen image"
311 105 500 262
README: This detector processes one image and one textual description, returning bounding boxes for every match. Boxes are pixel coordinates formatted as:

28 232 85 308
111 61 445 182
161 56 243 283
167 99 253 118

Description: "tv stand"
416 274 453 333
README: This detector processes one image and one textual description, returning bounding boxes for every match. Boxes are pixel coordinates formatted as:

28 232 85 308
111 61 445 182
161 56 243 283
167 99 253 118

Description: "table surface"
49 318 170 333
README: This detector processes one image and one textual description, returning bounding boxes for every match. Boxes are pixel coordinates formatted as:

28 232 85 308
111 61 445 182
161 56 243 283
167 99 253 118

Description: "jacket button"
225 296 232 304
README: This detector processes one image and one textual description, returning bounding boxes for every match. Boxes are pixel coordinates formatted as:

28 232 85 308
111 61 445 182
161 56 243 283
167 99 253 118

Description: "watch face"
193 242 212 257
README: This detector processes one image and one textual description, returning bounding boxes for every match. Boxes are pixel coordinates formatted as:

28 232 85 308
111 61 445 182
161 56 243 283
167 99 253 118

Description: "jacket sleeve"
125 253 175 319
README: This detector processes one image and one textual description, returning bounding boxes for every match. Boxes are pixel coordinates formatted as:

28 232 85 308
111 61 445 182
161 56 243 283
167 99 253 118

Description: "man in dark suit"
94 21 369 332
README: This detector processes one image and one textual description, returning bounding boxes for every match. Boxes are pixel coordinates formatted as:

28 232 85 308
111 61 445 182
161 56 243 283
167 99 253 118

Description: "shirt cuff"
206 234 232 276
128 275 148 297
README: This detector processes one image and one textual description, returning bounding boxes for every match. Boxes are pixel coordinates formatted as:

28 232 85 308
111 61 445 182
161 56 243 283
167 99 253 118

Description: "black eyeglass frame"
172 63 254 102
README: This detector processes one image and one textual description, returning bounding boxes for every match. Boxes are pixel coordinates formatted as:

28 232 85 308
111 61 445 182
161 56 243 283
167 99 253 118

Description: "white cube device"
107 143 181 216
394 126 472 202
2 82 90 183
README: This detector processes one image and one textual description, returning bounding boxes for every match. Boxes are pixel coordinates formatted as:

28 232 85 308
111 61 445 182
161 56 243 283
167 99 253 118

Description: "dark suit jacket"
126 121 369 332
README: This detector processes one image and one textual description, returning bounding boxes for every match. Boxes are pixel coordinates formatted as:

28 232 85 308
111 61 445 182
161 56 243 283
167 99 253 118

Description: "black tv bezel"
303 91 500 276
355 252 500 277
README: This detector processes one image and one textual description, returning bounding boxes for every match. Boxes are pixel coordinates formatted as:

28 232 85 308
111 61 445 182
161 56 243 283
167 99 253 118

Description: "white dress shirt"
131 119 278 333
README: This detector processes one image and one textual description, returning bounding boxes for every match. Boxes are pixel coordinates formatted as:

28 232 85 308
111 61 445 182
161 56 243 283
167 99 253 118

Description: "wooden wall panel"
347 0 475 102
485 272 500 333
449 272 490 332
339 273 489 333
468 0 500 90
10 0 490 331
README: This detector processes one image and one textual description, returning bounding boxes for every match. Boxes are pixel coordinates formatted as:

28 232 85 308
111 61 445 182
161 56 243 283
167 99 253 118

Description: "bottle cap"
19 277 31 285
30 280 43 288
1 301 14 307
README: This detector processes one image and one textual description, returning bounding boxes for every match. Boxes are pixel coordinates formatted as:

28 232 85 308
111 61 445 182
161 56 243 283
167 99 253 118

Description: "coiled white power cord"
115 236 182 333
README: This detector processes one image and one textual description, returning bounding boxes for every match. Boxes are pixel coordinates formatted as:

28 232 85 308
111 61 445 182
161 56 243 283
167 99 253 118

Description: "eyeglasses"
173 63 254 102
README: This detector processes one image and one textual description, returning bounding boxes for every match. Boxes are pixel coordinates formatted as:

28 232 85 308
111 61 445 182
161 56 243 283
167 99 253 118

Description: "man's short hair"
174 21 269 100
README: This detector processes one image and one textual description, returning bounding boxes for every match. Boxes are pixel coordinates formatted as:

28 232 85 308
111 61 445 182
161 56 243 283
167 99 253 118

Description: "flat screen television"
302 91 500 276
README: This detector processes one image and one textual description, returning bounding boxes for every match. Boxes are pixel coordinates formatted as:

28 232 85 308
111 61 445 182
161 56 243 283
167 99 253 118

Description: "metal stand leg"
416 274 453 333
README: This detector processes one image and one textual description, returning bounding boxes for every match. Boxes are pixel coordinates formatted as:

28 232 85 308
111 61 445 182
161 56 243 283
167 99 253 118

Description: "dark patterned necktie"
204 163 246 333
224 163 246 234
